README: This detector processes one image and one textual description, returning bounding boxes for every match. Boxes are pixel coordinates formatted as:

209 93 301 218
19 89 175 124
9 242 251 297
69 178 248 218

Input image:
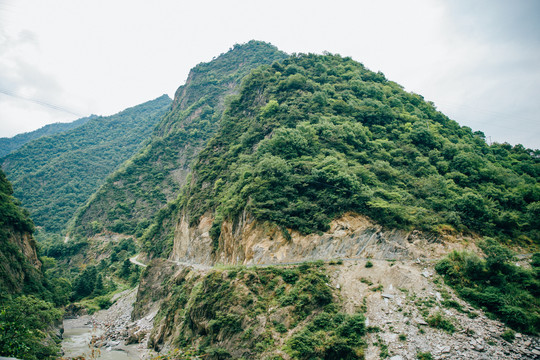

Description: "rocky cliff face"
170 211 468 267
0 227 42 294
131 248 540 359
7 228 41 269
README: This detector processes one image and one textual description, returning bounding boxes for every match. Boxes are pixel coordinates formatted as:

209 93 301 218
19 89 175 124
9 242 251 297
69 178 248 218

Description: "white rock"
390 356 403 360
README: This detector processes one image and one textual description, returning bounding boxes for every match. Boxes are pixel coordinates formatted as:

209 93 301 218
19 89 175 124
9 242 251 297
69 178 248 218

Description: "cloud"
0 25 79 136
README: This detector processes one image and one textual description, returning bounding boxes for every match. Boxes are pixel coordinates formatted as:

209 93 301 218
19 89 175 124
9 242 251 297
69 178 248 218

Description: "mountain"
0 115 95 158
69 41 288 238
143 53 539 259
93 51 540 359
1 95 171 232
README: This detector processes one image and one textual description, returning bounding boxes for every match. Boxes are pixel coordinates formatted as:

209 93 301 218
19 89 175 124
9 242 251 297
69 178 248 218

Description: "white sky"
0 0 539 149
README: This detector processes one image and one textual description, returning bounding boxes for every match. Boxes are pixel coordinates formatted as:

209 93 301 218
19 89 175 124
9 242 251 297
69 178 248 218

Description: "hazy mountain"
0 116 95 158
1 95 171 232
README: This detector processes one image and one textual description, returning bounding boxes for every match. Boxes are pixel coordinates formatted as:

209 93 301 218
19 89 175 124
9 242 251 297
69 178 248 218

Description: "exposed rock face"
133 258 539 359
171 212 471 266
0 226 42 294
8 228 41 269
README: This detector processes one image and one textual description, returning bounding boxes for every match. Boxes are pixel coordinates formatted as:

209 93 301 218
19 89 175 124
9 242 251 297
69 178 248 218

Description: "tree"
72 266 97 300
0 295 62 360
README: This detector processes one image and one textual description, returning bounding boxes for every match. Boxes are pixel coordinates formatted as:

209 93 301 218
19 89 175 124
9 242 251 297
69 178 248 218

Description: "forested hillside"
69 41 287 238
0 169 63 359
1 95 171 232
0 115 95 158
145 53 539 257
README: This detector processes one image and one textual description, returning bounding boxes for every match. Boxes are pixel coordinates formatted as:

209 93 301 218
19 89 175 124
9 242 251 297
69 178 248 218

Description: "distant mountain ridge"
0 116 95 158
1 95 171 232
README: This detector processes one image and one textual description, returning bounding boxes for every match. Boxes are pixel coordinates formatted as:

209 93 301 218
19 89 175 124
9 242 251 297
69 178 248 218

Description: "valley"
0 41 538 360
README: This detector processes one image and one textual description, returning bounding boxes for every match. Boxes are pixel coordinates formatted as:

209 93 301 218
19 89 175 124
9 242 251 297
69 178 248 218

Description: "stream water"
62 318 144 360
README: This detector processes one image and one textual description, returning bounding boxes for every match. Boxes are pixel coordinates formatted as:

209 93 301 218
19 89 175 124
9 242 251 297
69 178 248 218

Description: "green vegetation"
285 312 365 359
0 115 93 158
426 311 455 333
149 262 366 359
0 169 40 294
1 95 171 232
161 52 539 255
40 233 140 310
501 328 515 342
72 41 287 241
416 352 433 360
0 295 63 360
0 170 64 359
436 240 540 334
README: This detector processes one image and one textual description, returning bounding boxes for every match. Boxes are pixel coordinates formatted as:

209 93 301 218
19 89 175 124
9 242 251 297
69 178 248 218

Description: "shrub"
286 312 365 359
436 247 539 334
281 269 300 284
426 312 455 333
501 328 515 342
206 347 231 360
365 261 373 268
417 352 433 360
275 322 287 333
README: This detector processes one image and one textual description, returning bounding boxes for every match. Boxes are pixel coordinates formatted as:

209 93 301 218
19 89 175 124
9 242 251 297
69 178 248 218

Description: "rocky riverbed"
61 287 157 360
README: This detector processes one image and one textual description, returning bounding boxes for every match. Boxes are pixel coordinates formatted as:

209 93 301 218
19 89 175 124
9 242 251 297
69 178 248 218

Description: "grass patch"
417 352 433 360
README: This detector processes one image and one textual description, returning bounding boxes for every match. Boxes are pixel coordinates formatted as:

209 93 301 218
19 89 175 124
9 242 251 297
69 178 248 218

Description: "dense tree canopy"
0 115 94 158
